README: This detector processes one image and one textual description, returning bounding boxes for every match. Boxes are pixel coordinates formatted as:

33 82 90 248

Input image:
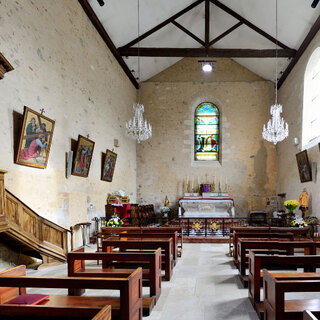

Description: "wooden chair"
0 265 142 320
263 269 320 320
68 247 161 306
248 251 320 319
102 237 173 281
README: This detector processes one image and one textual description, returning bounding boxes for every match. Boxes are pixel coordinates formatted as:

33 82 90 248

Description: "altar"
179 197 235 218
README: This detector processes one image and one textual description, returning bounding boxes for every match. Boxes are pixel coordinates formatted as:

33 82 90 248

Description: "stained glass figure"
195 102 219 161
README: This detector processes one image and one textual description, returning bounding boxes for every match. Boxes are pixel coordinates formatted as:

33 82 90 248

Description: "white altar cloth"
179 197 235 218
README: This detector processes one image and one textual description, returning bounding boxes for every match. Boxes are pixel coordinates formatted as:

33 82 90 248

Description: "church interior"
1 0 320 319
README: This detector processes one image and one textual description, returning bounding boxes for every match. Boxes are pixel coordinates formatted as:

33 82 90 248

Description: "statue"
299 188 308 219
164 195 169 207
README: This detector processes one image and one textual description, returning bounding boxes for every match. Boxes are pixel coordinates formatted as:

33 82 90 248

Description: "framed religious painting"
72 135 95 178
15 106 55 169
101 149 117 182
296 150 312 183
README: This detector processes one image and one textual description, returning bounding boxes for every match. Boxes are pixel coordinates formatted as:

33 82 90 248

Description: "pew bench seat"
263 270 320 320
0 265 143 320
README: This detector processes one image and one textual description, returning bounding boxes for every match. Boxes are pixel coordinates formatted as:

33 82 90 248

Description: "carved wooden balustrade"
0 170 68 263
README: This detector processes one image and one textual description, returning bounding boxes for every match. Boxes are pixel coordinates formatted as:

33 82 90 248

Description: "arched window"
302 47 320 148
195 102 220 161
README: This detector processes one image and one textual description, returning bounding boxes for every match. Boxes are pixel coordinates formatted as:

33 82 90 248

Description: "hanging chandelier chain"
137 0 140 83
262 0 288 145
125 0 152 144
275 0 278 105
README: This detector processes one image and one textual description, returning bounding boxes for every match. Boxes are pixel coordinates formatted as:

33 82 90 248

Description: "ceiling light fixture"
199 60 215 73
311 0 319 8
126 0 152 143
262 0 289 145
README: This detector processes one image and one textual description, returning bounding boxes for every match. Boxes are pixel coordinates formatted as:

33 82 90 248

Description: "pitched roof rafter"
78 0 139 89
119 0 296 60
277 14 320 89
123 0 205 48
118 47 296 58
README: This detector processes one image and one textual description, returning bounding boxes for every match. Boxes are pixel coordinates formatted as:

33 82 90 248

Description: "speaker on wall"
66 151 73 179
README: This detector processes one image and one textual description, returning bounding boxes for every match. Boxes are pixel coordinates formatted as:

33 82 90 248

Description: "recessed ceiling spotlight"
199 60 215 72
311 0 319 8
97 0 105 6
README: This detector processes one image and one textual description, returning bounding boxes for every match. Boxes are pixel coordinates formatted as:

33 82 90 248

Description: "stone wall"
0 0 137 250
138 58 277 216
277 30 320 218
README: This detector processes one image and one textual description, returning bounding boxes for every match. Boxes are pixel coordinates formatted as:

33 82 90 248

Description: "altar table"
179 197 235 218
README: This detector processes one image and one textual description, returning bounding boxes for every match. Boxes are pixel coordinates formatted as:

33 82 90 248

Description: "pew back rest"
0 265 26 303
68 249 161 274
248 252 320 303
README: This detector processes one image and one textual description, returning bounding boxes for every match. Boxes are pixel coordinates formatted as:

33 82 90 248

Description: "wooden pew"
68 248 161 306
0 265 142 320
237 239 316 286
304 310 319 320
230 227 311 257
263 270 320 320
248 251 320 319
100 226 183 257
233 232 295 263
118 232 178 262
102 237 173 281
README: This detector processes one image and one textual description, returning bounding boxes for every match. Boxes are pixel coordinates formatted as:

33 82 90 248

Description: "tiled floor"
147 243 258 320
27 243 258 319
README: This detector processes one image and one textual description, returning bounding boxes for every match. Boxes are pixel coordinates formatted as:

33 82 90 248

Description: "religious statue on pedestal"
299 188 308 219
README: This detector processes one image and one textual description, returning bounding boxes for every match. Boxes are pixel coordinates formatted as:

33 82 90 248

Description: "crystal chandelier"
126 103 152 143
262 0 289 145
263 104 289 144
126 0 152 143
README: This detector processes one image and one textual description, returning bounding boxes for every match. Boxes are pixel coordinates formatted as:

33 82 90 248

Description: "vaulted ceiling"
83 0 320 86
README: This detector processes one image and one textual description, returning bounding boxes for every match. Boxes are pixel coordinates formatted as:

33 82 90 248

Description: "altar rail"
170 217 319 238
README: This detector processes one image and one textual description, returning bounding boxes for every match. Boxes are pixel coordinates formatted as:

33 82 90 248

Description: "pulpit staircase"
0 170 69 264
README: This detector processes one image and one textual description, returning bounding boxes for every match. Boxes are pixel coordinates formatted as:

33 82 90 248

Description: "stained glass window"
195 102 219 161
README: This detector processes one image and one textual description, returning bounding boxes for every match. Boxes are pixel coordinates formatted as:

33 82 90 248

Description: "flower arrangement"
291 217 308 228
160 206 170 217
284 200 299 213
106 213 124 227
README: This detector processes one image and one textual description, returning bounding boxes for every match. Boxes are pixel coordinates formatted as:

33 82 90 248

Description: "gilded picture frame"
296 150 312 183
15 106 55 169
72 135 95 178
101 149 117 182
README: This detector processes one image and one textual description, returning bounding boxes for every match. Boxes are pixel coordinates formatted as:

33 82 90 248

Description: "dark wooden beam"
277 14 320 89
205 0 210 50
123 0 204 48
78 0 139 89
210 0 291 50
171 21 205 46
209 22 243 46
118 47 296 58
